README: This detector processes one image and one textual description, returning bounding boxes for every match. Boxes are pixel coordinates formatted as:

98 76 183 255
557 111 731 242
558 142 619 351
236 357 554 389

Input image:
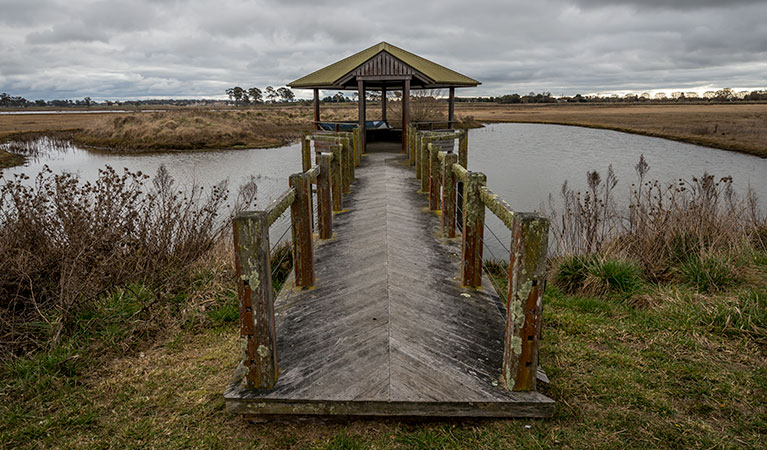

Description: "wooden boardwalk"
225 148 555 418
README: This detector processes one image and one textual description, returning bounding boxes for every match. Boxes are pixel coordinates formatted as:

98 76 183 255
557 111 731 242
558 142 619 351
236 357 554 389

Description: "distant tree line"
225 86 295 106
0 93 229 108
455 89 767 104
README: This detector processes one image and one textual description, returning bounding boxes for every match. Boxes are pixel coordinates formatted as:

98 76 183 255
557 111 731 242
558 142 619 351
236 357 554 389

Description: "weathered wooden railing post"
503 213 549 391
232 212 278 389
420 136 430 192
343 137 354 186
340 139 351 194
352 128 359 165
330 143 343 211
441 152 458 238
414 132 422 175
428 143 441 210
289 172 315 287
461 171 486 287
458 130 468 169
317 153 333 239
301 132 312 172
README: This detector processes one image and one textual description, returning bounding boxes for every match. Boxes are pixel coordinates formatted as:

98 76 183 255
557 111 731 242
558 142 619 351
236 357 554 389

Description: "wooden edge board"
224 391 555 419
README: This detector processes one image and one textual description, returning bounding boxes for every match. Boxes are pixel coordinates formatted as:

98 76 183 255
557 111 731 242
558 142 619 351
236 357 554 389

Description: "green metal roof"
289 42 479 89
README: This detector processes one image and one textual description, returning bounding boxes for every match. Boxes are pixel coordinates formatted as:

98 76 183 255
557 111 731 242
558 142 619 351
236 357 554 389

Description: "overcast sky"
1 0 766 100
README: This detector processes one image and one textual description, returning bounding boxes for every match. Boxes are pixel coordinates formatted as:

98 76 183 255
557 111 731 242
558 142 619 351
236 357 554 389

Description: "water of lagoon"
2 123 766 259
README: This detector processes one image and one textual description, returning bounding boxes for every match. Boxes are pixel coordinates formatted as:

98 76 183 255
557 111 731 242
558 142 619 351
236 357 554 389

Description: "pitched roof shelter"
288 42 480 150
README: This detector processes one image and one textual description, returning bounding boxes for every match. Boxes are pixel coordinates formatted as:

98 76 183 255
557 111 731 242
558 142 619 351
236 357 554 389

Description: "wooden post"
341 138 351 194
461 171 486 287
353 128 359 165
428 143 440 210
503 213 549 391
232 211 278 389
457 131 468 226
313 89 320 130
358 79 366 154
289 173 315 287
317 153 333 239
414 132 422 177
420 136 429 192
402 79 410 151
344 137 354 185
381 86 387 123
448 87 455 129
301 133 311 172
330 144 343 211
442 152 458 238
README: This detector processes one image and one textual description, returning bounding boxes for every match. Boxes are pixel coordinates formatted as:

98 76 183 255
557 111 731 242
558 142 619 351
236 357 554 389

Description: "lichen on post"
414 132 422 178
503 213 550 392
232 211 278 389
330 144 343 211
420 138 430 192
458 130 468 169
441 152 458 238
289 172 315 287
428 143 441 210
461 171 486 287
317 153 333 239
301 132 312 172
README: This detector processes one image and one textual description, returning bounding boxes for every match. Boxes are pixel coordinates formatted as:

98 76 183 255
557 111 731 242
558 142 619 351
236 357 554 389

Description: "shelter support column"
381 87 387 122
313 89 320 130
402 78 410 150
448 87 455 129
358 79 365 152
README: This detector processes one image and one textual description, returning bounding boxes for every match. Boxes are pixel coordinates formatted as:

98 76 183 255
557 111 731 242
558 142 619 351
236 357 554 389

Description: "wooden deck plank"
225 151 554 418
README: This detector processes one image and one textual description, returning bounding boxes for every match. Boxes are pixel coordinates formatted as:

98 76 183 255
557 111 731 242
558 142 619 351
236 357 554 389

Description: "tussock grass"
0 149 24 168
546 155 765 297
73 108 312 151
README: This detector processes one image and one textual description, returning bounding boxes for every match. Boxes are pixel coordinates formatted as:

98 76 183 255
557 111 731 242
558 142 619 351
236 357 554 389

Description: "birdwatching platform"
225 150 555 418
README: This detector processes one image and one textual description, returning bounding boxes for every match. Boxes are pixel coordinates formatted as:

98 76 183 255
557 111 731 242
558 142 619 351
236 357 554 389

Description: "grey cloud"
2 0 767 100
26 22 111 44
571 0 765 10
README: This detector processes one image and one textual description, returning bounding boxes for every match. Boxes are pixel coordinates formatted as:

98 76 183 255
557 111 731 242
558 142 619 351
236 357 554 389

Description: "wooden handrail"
452 163 469 183
266 188 296 227
479 185 515 229
304 164 320 182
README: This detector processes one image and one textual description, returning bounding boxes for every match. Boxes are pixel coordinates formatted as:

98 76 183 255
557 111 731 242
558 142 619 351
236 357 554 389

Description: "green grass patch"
676 253 741 292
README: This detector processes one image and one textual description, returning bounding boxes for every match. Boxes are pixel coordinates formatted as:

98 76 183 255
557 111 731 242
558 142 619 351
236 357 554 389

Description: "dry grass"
4 103 765 157
457 103 767 158
0 149 24 168
73 108 313 151
0 165 257 357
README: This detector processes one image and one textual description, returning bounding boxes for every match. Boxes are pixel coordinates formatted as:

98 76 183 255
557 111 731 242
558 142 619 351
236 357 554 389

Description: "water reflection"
3 123 765 259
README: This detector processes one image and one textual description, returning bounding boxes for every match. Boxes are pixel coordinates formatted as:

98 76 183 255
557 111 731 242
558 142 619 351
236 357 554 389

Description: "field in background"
1 103 766 160
456 103 767 158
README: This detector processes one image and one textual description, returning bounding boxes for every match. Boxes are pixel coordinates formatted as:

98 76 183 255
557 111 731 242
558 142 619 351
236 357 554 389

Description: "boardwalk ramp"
225 152 554 418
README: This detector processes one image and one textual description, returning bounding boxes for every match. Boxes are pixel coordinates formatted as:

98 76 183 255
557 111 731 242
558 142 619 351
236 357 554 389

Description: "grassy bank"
2 269 764 448
0 149 25 168
457 103 767 158
72 108 317 152
2 103 766 159
1 162 765 448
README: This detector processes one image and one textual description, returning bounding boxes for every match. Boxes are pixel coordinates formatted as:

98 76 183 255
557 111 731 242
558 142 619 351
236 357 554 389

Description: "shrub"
676 254 741 293
554 255 592 294
0 165 256 357
583 258 643 296
706 290 766 341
